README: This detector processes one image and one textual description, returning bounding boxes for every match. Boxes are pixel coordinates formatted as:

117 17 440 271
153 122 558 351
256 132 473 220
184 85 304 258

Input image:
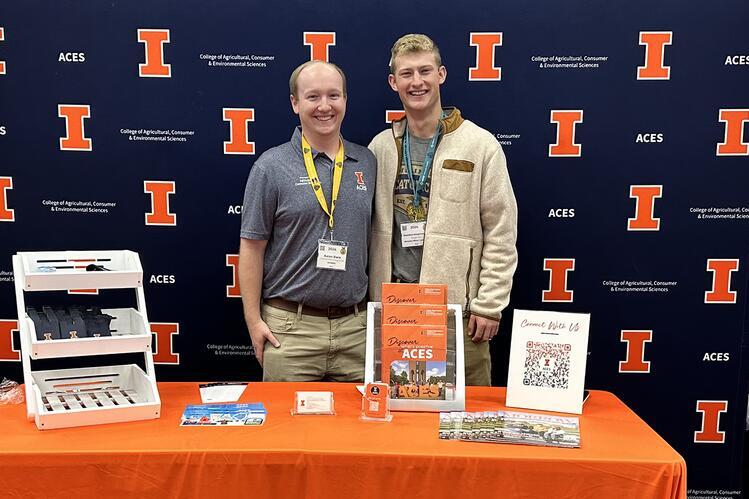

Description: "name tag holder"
317 239 348 271
400 221 426 248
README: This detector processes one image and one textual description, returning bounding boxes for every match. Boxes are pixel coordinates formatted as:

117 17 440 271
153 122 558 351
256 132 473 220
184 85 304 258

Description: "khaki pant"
452 317 492 386
261 304 367 382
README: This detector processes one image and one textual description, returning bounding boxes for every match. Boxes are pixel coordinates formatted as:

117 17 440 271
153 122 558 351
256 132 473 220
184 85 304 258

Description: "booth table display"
0 382 686 499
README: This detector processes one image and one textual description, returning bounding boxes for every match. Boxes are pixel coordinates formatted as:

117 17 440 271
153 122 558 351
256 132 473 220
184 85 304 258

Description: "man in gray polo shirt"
239 60 376 382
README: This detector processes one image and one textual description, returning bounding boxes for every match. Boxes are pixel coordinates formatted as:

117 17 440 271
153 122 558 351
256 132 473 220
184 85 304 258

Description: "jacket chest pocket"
438 160 475 203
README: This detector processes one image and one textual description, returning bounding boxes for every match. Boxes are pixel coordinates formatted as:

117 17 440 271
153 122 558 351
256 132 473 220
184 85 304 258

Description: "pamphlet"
381 303 447 326
506 309 591 414
380 283 450 401
381 283 446 305
180 403 266 426
381 324 447 400
439 410 580 448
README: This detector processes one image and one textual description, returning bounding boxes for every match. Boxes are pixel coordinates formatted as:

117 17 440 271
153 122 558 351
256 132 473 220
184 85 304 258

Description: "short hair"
389 34 442 74
289 61 347 98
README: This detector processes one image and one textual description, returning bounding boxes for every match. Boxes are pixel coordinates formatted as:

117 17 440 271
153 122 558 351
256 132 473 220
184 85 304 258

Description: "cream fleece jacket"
368 108 518 320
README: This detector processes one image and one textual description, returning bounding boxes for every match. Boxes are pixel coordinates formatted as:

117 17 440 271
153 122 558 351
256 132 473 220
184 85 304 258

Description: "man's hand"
248 319 280 366
468 314 499 343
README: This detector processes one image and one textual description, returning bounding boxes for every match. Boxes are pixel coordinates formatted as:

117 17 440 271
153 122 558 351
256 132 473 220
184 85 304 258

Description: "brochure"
381 303 447 326
381 283 446 305
381 324 447 400
180 403 266 426
439 410 580 448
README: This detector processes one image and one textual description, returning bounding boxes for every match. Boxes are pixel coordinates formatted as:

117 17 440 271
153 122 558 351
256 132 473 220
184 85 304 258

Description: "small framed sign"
506 309 591 414
360 382 392 422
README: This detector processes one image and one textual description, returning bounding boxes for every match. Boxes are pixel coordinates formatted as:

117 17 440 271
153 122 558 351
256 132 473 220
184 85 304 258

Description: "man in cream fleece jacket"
368 34 518 386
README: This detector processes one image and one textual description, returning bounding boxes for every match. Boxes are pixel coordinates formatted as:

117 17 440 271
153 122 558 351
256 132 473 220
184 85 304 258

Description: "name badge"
317 239 348 271
400 221 426 248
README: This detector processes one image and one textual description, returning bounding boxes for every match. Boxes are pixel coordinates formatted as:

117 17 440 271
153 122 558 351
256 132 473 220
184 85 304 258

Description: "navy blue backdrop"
1 1 748 496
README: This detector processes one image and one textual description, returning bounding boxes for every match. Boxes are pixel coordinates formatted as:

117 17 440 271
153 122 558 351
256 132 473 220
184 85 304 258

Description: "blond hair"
289 60 347 97
389 34 442 74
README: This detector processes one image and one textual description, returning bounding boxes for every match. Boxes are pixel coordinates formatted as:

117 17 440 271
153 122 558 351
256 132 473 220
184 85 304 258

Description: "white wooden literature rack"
12 250 161 430
364 302 465 412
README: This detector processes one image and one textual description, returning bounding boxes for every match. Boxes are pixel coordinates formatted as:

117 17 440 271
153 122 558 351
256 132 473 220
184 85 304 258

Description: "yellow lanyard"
301 134 345 230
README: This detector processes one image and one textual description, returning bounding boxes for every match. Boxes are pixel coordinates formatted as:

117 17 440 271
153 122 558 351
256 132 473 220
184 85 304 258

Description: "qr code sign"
523 341 571 389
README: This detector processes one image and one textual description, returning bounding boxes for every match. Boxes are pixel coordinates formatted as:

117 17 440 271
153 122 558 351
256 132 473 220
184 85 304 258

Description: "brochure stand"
12 250 161 430
364 302 465 412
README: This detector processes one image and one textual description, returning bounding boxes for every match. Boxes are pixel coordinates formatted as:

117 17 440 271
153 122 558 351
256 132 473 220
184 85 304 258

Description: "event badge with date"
317 239 348 271
400 221 426 248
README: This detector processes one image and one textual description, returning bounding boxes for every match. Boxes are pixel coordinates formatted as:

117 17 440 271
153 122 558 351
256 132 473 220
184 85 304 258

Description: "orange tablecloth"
0 383 686 499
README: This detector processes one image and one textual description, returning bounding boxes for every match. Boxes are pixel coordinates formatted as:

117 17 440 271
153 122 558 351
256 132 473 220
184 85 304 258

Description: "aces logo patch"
355 171 367 191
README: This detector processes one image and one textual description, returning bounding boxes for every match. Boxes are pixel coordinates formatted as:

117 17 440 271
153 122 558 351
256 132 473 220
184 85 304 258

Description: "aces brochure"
381 324 447 400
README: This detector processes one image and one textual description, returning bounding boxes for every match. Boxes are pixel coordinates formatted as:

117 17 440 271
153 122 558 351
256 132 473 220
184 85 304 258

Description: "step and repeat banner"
1 0 747 496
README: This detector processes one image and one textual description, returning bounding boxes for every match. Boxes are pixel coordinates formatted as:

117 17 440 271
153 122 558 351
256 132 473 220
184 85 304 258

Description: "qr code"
523 341 571 389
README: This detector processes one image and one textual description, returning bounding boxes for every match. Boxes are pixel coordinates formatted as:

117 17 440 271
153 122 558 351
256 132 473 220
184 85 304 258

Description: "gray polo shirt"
241 127 376 308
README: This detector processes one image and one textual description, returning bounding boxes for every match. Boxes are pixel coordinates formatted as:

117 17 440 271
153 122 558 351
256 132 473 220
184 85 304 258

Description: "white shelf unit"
12 250 161 430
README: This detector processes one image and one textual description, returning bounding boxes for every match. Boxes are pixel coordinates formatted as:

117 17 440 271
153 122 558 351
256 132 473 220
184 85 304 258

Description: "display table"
0 382 686 499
